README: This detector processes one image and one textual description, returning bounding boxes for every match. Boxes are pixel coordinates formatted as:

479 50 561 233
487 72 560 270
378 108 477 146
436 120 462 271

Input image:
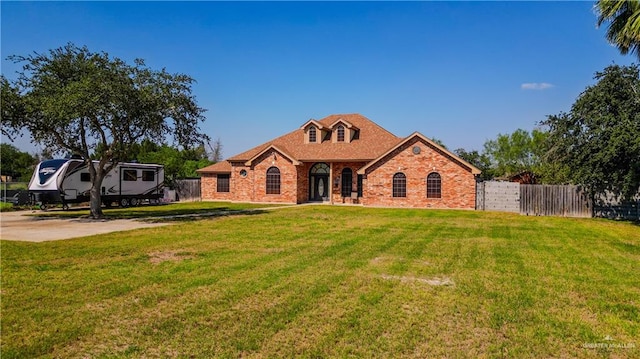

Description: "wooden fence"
478 181 639 220
174 178 201 202
520 184 591 218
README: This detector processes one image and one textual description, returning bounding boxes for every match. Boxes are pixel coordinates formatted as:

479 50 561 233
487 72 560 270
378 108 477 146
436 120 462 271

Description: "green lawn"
1 206 638 358
0 202 13 212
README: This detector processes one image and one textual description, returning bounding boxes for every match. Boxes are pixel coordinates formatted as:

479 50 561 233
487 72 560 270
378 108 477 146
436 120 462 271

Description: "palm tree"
596 0 640 60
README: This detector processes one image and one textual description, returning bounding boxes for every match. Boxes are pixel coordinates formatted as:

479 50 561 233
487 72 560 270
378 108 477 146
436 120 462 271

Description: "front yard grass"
1 206 638 358
0 202 13 212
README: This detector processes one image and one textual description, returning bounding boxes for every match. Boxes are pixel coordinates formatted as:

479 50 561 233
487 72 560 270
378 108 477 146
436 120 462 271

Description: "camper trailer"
29 159 164 210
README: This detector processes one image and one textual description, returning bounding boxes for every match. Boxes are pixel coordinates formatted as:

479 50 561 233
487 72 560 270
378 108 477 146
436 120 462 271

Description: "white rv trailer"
29 159 164 209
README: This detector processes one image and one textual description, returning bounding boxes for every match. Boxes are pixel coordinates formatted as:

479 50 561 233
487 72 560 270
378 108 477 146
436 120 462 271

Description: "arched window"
309 126 317 143
337 125 345 142
266 167 280 194
341 168 353 197
310 162 330 174
392 173 406 198
427 172 441 198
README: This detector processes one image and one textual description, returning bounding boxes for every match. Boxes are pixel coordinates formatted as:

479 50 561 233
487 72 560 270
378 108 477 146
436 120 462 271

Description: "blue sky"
1 1 635 159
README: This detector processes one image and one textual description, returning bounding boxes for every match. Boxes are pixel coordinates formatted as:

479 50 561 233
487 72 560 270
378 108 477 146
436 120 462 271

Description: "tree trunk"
89 171 106 219
89 184 104 219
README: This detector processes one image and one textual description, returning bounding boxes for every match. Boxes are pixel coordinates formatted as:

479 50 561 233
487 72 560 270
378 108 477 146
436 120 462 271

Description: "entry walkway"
0 211 169 242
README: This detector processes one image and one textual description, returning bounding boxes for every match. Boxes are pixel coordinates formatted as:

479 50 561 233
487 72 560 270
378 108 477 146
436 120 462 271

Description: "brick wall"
361 137 476 209
248 150 298 203
331 162 367 203
202 138 477 208
201 173 214 200
201 151 299 204
296 163 311 203
201 173 234 201
292 161 367 203
229 163 254 202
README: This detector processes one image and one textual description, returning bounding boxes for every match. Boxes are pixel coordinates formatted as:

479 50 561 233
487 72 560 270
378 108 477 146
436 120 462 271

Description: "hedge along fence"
477 181 639 220
593 192 640 221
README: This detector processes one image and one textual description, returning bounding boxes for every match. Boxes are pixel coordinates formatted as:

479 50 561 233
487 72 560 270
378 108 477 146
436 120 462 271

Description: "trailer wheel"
130 198 139 207
62 204 69 211
39 204 47 211
119 198 129 208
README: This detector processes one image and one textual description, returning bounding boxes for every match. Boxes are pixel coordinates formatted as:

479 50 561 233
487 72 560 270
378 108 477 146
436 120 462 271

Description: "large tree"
596 0 640 60
453 148 495 181
0 144 38 181
542 63 640 200
132 140 213 187
3 43 208 218
455 129 570 184
1 75 25 141
482 128 548 180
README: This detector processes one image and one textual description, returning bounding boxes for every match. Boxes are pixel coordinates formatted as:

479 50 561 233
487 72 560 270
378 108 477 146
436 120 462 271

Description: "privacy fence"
477 181 639 220
174 178 201 202
520 184 591 218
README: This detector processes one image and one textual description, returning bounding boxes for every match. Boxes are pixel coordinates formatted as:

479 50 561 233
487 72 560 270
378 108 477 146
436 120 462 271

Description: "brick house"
197 114 480 209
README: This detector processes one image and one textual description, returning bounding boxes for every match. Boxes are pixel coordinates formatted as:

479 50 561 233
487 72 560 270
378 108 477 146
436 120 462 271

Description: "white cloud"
521 82 554 90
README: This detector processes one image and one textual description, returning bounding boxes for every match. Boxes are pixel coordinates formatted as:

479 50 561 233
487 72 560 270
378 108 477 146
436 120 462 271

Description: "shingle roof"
242 144 301 166
197 114 482 176
357 132 482 175
197 160 232 174
226 113 402 164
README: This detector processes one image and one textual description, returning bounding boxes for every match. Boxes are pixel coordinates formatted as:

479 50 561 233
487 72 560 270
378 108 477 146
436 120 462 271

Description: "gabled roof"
227 114 402 163
300 119 328 130
243 144 301 166
197 160 232 174
328 118 358 130
357 132 482 175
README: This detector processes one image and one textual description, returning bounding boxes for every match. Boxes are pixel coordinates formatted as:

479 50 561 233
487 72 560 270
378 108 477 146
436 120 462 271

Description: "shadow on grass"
28 203 273 222
138 209 268 223
103 205 243 219
594 216 640 227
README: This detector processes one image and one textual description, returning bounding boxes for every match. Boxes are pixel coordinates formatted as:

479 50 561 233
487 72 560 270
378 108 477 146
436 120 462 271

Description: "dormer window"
329 119 357 143
309 126 317 143
337 125 345 142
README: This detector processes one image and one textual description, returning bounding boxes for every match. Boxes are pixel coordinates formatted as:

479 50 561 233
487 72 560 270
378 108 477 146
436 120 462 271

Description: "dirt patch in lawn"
148 250 195 264
371 256 432 267
380 274 455 287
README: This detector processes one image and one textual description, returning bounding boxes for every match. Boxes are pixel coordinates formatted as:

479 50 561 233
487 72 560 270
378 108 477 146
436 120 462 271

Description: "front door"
309 163 330 202
310 174 329 201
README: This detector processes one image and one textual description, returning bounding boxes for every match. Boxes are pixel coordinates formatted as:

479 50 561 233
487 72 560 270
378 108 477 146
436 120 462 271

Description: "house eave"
243 144 302 166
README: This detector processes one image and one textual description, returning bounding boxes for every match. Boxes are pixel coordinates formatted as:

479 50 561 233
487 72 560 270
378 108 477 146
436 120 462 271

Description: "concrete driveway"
0 210 170 242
